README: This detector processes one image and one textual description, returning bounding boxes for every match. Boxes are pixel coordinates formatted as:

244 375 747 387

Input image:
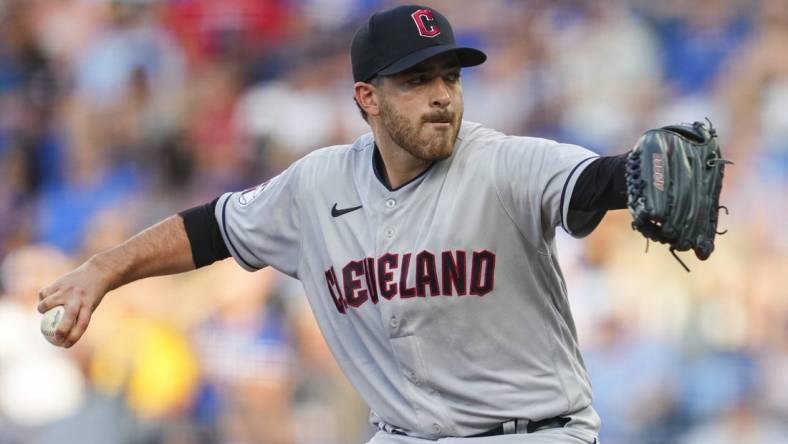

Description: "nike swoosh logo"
331 203 363 217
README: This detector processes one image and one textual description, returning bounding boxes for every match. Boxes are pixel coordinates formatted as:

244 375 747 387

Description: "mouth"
424 115 454 129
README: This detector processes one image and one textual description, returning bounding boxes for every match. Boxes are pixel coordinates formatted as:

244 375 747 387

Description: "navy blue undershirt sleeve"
178 197 231 268
569 154 627 212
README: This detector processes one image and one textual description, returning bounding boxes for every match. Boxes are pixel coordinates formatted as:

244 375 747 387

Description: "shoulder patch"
238 181 269 206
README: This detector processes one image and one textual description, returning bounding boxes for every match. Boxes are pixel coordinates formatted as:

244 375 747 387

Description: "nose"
430 77 451 108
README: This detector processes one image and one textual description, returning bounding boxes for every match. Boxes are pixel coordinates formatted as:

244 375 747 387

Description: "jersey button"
384 228 394 238
390 316 399 328
432 424 441 434
385 199 396 208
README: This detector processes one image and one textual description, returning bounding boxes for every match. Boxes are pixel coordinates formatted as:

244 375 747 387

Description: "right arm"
38 198 229 348
40 155 304 348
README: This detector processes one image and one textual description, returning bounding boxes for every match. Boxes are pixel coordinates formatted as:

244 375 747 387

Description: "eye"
407 76 425 86
445 72 461 82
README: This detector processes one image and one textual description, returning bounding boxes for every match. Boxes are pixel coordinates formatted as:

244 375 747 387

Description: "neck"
373 128 433 189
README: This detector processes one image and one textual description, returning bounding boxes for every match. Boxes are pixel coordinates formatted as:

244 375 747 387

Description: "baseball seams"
41 305 65 344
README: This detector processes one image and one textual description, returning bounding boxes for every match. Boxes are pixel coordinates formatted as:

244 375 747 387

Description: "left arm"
568 154 628 212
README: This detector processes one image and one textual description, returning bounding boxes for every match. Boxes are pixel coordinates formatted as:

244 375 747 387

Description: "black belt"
468 416 570 437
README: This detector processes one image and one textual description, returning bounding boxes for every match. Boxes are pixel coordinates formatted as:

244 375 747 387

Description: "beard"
379 98 462 162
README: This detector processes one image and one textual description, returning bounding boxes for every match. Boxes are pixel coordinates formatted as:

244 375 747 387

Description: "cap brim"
376 45 486 77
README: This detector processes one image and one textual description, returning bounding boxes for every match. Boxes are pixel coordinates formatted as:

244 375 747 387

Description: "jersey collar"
372 143 436 192
370 121 474 192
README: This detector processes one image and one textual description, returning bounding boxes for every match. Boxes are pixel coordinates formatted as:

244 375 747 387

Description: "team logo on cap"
411 9 441 38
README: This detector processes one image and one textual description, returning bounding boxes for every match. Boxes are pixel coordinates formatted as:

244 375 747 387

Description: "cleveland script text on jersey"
324 250 496 313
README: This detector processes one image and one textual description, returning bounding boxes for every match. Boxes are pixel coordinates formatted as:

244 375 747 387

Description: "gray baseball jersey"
215 121 604 440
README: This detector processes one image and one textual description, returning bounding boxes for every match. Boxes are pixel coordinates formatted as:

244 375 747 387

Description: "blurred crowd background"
0 0 786 443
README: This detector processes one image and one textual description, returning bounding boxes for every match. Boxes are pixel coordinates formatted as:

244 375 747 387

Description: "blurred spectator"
583 315 680 444
74 0 185 111
461 2 553 136
677 349 757 423
298 0 382 30
642 0 753 96
547 0 661 153
0 0 60 259
678 402 788 444
758 317 788 420
191 262 297 444
719 0 788 175
0 138 35 257
164 0 296 65
33 104 143 254
0 246 85 430
183 60 257 196
235 41 367 175
34 0 192 254
564 214 681 444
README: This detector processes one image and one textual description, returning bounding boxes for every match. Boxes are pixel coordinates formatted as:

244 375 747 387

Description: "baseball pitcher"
37 4 729 443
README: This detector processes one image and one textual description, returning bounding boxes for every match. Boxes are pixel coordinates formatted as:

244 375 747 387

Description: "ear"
354 81 380 117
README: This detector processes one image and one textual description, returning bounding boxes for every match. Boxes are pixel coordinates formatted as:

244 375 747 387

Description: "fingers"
62 305 93 348
53 300 80 346
37 285 60 313
37 289 63 314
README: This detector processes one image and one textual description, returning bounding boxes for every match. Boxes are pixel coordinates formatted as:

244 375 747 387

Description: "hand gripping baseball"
36 216 196 347
37 260 111 348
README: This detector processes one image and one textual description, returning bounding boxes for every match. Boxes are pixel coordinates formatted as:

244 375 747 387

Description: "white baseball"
40 306 65 345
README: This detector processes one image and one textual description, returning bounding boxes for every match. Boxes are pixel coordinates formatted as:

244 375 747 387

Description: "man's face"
375 53 464 161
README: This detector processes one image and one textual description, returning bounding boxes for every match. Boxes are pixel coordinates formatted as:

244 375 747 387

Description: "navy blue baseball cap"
351 4 487 82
